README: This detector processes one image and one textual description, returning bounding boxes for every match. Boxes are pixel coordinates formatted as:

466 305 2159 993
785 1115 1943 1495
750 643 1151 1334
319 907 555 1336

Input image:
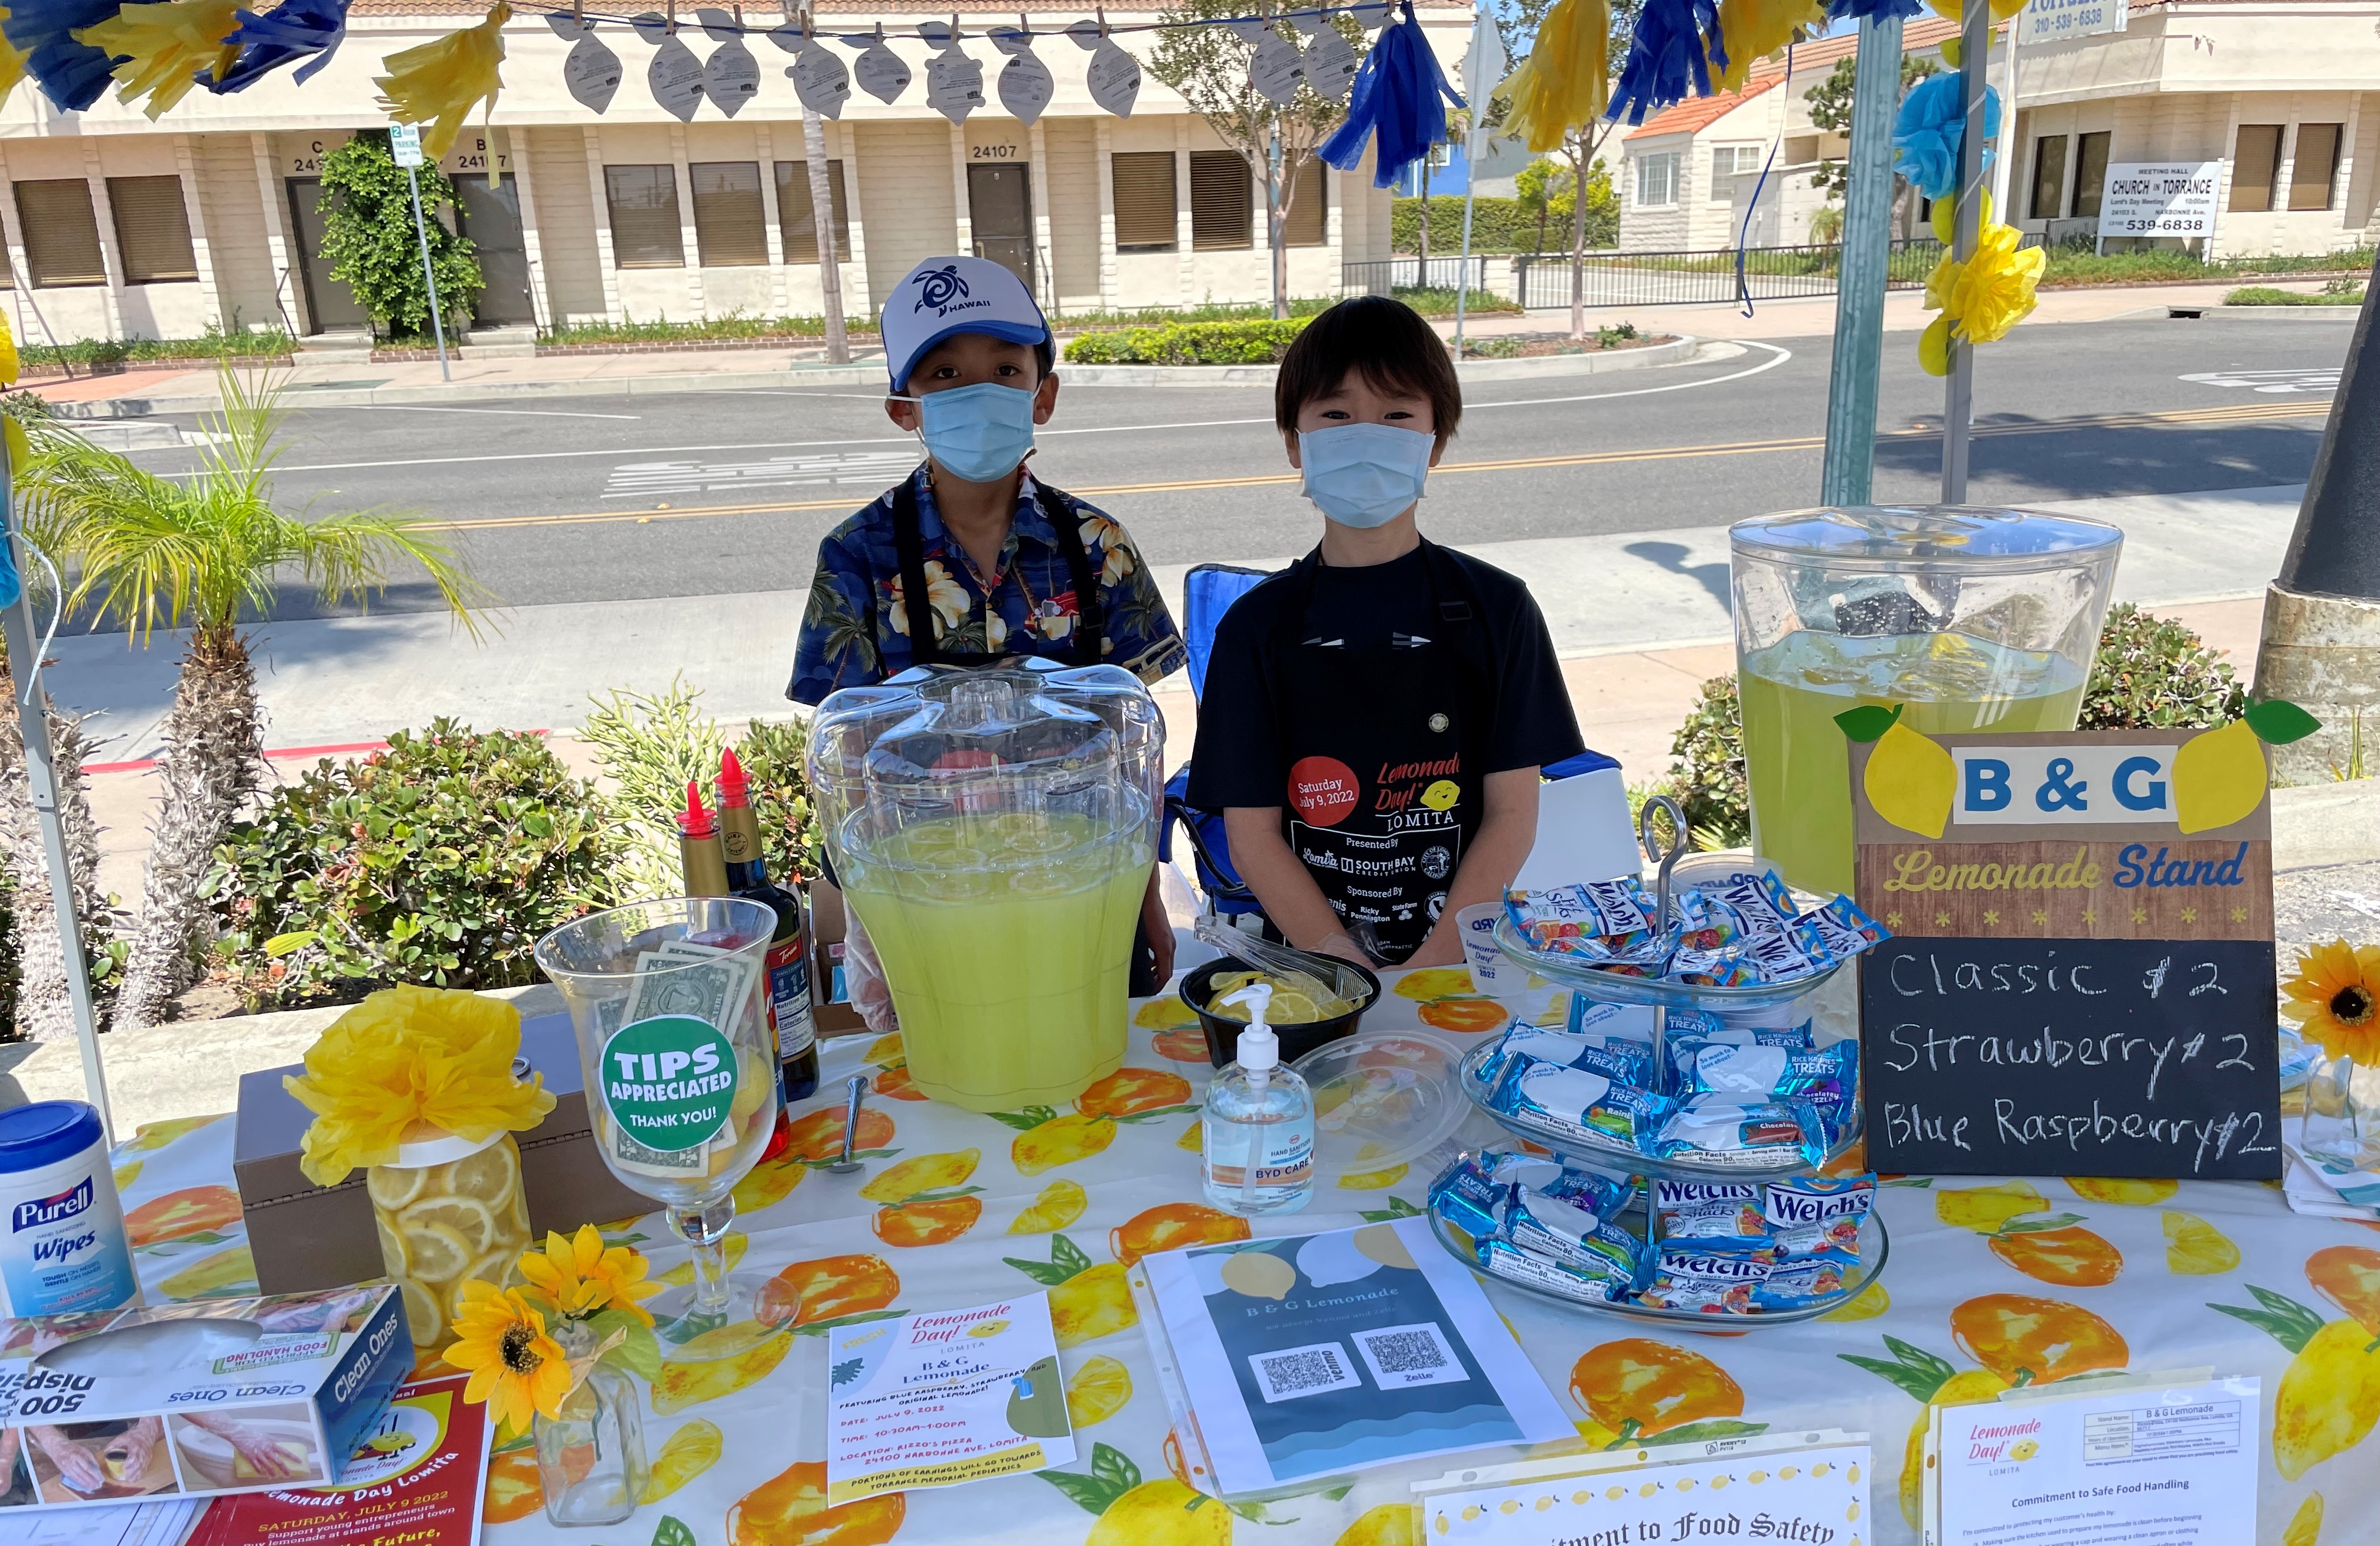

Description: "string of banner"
1 0 2034 364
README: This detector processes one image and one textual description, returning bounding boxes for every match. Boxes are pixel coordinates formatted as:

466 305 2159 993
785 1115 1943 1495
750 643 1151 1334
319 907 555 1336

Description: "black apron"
1268 539 1497 966
889 473 1104 668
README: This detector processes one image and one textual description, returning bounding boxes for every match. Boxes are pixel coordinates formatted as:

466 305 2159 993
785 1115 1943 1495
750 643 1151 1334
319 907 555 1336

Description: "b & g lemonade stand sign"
1844 712 2301 1179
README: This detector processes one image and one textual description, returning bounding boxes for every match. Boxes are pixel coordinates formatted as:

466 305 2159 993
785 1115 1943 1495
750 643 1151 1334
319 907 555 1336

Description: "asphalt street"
119 313 2348 622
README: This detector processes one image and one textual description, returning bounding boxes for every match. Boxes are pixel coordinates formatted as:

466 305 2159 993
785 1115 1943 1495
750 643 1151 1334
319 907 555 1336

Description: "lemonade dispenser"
1731 505 2123 897
807 661 1164 1112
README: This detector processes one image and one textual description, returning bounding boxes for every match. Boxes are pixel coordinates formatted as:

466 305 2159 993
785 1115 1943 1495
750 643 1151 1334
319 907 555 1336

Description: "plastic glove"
842 910 900 1038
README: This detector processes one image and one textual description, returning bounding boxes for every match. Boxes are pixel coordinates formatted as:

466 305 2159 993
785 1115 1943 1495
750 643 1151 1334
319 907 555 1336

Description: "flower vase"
534 1320 651 1527
367 1129 532 1354
2301 1052 2380 1172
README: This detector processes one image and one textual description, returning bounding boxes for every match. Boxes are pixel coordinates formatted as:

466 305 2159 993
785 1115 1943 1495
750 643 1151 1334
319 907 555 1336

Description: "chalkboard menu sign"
1849 725 2283 1180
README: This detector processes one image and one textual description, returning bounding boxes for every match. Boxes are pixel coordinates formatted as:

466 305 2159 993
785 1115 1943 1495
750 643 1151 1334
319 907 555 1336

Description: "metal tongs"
1191 917 1352 1008
1636 792 1695 1077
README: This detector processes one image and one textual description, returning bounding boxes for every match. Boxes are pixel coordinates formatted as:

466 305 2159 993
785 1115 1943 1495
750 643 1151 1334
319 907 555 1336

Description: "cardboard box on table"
0 1284 410 1513
233 1014 652 1295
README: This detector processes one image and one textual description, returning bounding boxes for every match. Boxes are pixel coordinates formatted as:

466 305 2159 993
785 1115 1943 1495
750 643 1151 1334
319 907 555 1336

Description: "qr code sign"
1249 1341 1362 1404
1351 1322 1468 1390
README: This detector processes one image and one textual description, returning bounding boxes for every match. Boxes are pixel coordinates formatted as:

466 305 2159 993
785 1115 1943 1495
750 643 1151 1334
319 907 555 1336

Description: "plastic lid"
1730 505 2123 570
0 1100 104 1171
1289 1031 1471 1184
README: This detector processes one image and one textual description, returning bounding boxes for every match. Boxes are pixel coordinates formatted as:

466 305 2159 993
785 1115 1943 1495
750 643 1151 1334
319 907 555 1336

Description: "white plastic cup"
1457 902 1527 1007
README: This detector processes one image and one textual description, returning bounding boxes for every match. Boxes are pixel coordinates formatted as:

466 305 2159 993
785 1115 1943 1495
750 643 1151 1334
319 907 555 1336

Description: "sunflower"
516 1224 660 1326
2282 939 2380 1064
443 1283 571 1435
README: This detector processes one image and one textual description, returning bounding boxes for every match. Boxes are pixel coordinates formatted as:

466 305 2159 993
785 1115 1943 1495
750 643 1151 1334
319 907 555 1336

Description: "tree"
318 131 484 342
1515 155 1566 252
20 368 491 1030
1150 1 1367 319
1807 54 1939 237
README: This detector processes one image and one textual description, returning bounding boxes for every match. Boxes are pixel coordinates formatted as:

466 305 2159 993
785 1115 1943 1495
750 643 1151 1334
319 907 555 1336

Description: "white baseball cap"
881 255 1050 393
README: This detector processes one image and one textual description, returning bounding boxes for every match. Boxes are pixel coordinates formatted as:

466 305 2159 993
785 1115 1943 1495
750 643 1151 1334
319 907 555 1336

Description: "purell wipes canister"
0 1100 140 1316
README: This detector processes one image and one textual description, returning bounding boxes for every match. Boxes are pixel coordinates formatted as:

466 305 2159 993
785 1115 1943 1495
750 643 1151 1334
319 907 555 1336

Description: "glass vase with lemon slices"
369 1128 533 1352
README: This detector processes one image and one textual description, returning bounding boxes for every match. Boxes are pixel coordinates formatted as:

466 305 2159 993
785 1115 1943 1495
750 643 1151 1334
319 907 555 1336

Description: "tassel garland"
0 7 30 99
1821 0 1925 20
375 0 510 164
1494 0 1607 153
1710 0 1823 93
1319 0 1462 190
201 0 348 92
4 0 128 112
1892 69 1998 200
76 0 239 117
1607 0 1724 126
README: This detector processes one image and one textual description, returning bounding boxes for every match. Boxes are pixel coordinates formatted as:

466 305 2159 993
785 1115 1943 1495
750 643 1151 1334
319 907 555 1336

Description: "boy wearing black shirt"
1187 298 1584 969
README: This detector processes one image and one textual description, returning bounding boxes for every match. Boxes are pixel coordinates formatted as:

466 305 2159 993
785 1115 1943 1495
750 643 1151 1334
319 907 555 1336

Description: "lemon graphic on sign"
2010 1439 2039 1461
1837 704 1954 839
2173 701 2320 834
1420 779 1461 812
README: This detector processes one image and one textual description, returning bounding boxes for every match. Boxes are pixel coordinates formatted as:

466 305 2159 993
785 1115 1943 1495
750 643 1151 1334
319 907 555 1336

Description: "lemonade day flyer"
1142 1217 1569 1496
824 1293 1074 1506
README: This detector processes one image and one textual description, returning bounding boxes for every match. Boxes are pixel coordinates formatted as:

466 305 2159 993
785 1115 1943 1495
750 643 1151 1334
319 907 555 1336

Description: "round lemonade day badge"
599 1014 740 1152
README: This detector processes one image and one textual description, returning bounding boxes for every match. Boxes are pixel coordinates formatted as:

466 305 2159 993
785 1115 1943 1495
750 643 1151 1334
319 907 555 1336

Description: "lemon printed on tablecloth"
2213 1259 2380 1480
991 1107 1116 1175
2162 1212 2241 1276
1039 1442 1229 1546
1010 1179 1089 1234
1003 1234 1137 1348
640 1418 724 1503
1065 1355 1132 1427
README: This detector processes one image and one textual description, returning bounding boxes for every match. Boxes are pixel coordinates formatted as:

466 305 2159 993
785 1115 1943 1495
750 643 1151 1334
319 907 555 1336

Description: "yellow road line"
432 398 2329 534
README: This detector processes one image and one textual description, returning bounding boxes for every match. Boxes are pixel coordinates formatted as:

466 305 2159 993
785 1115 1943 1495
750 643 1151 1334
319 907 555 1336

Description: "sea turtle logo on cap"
913 264 969 311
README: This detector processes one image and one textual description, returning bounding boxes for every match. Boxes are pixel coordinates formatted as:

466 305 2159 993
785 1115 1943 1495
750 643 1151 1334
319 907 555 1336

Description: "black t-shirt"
1186 544 1586 812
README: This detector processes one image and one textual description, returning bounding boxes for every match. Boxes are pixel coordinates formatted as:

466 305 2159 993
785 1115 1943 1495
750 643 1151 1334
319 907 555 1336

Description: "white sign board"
2019 0 2129 44
1417 1436 1872 1546
2098 161 2220 240
388 122 424 168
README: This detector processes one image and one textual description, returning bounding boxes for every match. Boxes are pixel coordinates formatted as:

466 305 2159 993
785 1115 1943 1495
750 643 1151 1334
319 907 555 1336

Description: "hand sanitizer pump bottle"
1202 984 1315 1216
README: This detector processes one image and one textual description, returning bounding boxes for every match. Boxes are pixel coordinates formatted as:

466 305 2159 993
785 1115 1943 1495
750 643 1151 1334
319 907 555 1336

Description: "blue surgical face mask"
1297 423 1434 528
909 380 1038 483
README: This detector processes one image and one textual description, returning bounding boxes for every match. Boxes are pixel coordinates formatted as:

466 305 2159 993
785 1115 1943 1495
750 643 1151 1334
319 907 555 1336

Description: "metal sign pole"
390 126 451 383
1940 0 1990 503
1819 12 1905 506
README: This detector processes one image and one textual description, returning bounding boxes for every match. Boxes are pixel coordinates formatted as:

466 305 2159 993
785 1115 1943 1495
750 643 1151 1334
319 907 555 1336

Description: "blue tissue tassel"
4 0 125 112
1607 0 1725 126
1892 72 2001 201
1320 0 1463 190
1823 0 1925 19
200 0 351 92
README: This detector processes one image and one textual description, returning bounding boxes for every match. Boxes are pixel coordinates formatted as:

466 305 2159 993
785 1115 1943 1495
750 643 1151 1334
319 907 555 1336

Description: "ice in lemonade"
369 1133 533 1349
1740 630 2087 897
843 809 1152 1113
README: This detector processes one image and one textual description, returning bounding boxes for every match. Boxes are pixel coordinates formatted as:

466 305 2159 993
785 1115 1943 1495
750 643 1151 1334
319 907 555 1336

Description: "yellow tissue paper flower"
0 9 29 103
1711 0 1827 93
76 0 243 120
1917 221 2043 376
283 985 555 1187
1494 0 1608 153
517 1224 661 1327
376 1 511 165
0 308 17 388
1928 184 1994 244
1928 0 2029 22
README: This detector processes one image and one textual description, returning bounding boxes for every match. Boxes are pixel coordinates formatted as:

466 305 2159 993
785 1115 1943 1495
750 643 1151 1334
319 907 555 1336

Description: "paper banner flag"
543 9 586 37
1249 26 1305 104
648 32 704 119
916 16 956 47
703 34 758 115
924 45 981 121
1225 16 1269 42
1063 17 1099 47
987 21 1030 54
627 9 668 43
998 45 1052 123
691 4 735 41
1085 38 1138 115
1303 23 1357 103
853 31 909 101
202 0 351 94
563 31 621 112
1286 8 1332 37
788 43 848 116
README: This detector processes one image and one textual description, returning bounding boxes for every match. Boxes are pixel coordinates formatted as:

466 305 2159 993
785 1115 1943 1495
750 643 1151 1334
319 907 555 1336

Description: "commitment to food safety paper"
1929 1376 2258 1545
824 1293 1073 1505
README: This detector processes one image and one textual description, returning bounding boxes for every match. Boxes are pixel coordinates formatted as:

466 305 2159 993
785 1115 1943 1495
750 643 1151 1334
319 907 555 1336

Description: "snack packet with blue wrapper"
1428 1153 1512 1240
1490 1059 1677 1152
1504 1186 1644 1280
1652 1097 1831 1168
1473 1236 1633 1303
1684 1040 1859 1102
1765 1174 1875 1257
1662 1024 1814 1090
1638 1243 1774 1313
1483 1027 1657 1091
1752 1248 1857 1311
1652 1180 1767 1242
1793 895 1887 962
1505 879 1655 950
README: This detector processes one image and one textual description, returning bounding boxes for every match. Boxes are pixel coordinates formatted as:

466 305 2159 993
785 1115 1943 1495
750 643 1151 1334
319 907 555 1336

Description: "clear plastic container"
368 1130 531 1353
807 661 1165 1112
1731 505 2122 896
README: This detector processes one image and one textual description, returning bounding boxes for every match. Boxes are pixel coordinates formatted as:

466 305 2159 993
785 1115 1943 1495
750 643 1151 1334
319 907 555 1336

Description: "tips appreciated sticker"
600 1015 739 1152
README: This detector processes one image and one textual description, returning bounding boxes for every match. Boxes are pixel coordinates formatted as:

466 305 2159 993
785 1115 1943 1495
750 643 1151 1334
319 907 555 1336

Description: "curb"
45 334 1707 418
2136 303 2363 322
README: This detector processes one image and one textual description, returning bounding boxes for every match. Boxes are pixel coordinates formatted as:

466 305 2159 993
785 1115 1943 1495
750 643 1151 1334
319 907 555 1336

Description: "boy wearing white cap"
790 255 1186 986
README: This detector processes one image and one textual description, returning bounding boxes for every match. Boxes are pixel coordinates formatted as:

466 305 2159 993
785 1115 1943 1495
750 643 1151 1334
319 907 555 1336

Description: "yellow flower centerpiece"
2284 940 2380 1067
1918 217 2046 377
285 986 555 1351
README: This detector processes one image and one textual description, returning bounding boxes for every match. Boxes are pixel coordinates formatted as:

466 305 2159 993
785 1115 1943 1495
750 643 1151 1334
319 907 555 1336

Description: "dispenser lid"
1730 505 2123 570
1289 1031 1470 1184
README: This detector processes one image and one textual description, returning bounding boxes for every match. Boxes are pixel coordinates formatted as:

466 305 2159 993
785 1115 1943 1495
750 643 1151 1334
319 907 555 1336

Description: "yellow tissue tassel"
1928 0 2029 22
0 305 17 388
376 1 511 168
1495 0 1608 154
0 8 29 102
1918 220 2043 375
77 0 241 119
1928 184 1994 243
1710 0 1826 93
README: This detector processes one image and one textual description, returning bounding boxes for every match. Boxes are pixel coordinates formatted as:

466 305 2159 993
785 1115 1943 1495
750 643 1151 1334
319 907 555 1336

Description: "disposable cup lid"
1289 1030 1470 1182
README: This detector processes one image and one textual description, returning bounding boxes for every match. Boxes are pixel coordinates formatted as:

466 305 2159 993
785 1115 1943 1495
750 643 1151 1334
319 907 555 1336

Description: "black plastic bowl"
1181 952 1383 1070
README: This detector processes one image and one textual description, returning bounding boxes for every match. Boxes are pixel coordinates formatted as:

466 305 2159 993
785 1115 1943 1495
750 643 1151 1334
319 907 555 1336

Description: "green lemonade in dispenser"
1729 508 2122 898
808 663 1164 1113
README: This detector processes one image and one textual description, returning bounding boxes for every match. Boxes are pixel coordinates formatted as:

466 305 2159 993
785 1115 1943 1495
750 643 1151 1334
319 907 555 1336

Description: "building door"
455 173 536 326
284 177 369 332
967 164 1035 292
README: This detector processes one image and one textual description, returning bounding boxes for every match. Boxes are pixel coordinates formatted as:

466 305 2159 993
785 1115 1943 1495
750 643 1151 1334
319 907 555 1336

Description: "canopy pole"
1819 11 1905 506
1940 0 1990 502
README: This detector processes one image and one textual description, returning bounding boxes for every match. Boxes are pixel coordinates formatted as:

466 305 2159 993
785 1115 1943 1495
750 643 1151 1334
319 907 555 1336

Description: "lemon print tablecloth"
116 967 2379 1546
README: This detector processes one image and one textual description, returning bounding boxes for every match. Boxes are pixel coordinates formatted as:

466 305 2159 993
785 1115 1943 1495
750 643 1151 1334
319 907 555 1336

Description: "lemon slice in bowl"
400 1195 500 1263
400 1279 443 1346
374 1213 413 1277
406 1222 475 1284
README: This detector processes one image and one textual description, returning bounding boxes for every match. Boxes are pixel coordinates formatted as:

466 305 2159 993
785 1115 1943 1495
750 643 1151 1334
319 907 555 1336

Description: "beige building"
1615 0 2379 259
0 0 1467 346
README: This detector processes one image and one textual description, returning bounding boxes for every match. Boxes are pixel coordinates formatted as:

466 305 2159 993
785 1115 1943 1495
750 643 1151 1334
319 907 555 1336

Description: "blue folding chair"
1161 564 1271 920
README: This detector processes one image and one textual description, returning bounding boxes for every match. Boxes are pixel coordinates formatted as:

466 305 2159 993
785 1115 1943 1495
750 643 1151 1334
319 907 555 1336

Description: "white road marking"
603 449 920 498
2179 367 2342 395
352 404 646 420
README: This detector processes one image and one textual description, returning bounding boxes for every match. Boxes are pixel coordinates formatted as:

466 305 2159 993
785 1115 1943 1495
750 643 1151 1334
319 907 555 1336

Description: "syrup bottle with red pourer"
681 779 794 1159
718 748 821 1103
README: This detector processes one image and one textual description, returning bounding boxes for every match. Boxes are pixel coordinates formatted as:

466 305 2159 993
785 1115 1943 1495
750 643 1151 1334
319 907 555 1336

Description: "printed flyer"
825 1293 1075 1506
182 1375 489 1546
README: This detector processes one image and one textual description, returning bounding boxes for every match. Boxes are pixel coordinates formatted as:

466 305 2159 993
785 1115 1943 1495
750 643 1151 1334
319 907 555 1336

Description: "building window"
2287 123 2342 211
2069 132 2110 218
688 161 765 267
1709 144 1761 184
1110 151 1176 251
773 160 850 263
604 164 684 268
106 175 197 284
1190 150 1251 250
1635 153 1679 209
2229 124 2284 213
14 179 106 287
1285 156 1326 247
2028 136 2068 222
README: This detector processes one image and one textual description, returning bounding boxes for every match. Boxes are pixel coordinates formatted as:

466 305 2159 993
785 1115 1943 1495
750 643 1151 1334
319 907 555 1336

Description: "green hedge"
2225 284 2366 306
19 328 296 370
1064 317 1311 365
1392 194 1618 254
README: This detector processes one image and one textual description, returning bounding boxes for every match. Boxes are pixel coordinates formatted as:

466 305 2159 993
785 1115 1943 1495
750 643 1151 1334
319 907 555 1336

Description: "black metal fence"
1340 256 1491 296
1506 235 2045 309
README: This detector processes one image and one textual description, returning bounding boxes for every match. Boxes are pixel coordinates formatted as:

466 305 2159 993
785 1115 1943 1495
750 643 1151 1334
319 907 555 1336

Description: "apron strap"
1031 479 1105 668
889 473 941 668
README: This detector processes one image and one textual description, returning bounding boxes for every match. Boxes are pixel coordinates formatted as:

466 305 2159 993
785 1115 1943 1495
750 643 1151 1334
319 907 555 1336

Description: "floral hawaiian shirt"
788 464 1187 705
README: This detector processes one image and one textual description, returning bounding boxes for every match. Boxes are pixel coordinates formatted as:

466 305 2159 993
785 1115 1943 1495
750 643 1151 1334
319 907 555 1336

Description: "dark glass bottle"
680 780 792 1159
717 749 820 1103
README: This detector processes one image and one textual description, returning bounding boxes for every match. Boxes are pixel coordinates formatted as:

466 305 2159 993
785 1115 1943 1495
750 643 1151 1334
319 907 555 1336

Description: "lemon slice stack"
370 1136 533 1351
